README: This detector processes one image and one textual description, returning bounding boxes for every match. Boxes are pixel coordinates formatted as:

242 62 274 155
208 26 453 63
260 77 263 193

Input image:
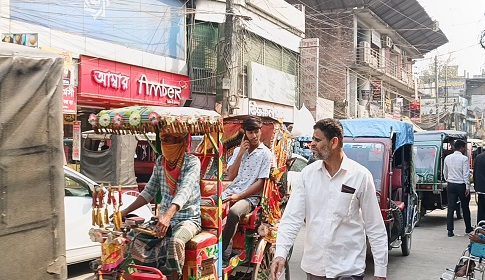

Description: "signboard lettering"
79 56 190 106
72 121 81 161
62 86 77 114
300 38 319 117
92 70 130 90
137 74 181 100
247 100 293 122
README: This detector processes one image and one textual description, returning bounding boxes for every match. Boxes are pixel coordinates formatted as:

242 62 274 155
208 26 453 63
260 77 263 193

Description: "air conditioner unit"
359 41 371 65
382 35 393 48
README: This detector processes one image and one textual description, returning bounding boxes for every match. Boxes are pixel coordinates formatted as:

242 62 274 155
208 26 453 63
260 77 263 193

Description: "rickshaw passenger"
120 132 202 280
221 116 273 260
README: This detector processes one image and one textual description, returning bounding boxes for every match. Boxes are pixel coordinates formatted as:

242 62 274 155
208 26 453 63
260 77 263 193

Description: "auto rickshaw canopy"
341 118 414 151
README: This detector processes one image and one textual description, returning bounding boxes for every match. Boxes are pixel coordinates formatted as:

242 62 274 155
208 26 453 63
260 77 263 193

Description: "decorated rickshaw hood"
89 106 224 134
341 118 414 152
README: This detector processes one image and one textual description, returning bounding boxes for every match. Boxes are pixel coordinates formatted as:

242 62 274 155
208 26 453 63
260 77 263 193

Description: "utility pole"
435 56 439 128
220 0 238 116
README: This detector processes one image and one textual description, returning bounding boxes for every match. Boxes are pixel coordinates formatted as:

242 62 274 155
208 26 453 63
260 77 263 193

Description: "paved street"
69 202 481 279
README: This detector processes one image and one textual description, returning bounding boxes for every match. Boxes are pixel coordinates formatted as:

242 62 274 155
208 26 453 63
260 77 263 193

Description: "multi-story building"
188 0 305 123
1 0 193 136
287 0 448 120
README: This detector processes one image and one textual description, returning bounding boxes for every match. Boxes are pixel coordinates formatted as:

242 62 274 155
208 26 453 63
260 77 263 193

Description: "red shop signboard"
78 55 190 106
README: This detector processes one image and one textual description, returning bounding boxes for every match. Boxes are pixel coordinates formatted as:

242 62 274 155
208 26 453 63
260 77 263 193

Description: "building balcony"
354 45 415 94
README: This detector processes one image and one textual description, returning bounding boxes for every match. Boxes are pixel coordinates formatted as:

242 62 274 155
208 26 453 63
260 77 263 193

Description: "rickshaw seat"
239 206 261 229
200 179 231 197
186 230 218 251
199 179 232 229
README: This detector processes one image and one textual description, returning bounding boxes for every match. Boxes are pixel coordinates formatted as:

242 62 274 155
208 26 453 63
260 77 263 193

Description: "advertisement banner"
72 121 81 161
78 56 190 106
62 86 77 114
371 80 382 100
40 46 74 85
247 62 296 107
10 0 185 59
248 100 294 123
410 98 421 123
300 38 319 119
393 98 402 120
2 33 38 48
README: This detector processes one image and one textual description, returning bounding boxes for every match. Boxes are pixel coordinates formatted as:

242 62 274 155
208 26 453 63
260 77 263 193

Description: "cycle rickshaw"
86 107 292 280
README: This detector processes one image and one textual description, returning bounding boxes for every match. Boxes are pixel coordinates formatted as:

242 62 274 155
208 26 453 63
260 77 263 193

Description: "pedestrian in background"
270 118 388 280
444 139 473 237
473 151 485 223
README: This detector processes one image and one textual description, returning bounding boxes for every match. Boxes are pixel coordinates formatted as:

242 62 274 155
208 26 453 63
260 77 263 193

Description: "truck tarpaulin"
0 43 66 279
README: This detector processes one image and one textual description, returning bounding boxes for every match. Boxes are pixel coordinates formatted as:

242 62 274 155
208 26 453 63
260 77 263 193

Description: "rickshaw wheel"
252 244 290 280
401 231 412 256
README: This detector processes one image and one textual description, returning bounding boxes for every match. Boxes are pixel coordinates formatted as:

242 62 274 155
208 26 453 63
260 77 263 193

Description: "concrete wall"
305 11 355 118
194 0 305 53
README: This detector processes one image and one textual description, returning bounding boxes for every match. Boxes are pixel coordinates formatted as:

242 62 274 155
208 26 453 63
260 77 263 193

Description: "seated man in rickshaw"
120 132 202 280
221 116 273 261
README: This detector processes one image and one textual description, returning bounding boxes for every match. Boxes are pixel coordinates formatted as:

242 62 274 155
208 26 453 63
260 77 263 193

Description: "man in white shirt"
270 118 388 280
443 139 472 237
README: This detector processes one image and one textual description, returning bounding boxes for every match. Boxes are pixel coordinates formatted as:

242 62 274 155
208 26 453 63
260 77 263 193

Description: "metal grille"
189 22 219 94
264 40 282 71
191 67 216 94
190 22 219 69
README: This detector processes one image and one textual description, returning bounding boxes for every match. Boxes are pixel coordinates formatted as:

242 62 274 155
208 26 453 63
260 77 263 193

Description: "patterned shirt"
224 143 273 206
140 153 201 227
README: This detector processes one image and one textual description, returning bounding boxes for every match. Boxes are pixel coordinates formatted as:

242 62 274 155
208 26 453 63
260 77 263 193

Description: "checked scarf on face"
161 142 186 197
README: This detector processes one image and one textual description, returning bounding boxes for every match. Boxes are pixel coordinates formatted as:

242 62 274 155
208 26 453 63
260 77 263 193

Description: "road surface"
69 203 480 279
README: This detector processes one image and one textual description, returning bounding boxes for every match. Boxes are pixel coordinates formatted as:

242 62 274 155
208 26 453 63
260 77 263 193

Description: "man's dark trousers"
447 182 472 231
478 193 485 223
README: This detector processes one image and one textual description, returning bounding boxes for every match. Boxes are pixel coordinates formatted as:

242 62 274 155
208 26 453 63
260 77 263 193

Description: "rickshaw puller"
221 116 273 260
120 132 202 280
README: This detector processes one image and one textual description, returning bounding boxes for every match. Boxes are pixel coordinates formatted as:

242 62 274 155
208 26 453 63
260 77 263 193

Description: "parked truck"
0 43 66 279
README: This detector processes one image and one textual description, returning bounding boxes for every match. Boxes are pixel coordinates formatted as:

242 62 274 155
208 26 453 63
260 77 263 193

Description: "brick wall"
305 11 354 118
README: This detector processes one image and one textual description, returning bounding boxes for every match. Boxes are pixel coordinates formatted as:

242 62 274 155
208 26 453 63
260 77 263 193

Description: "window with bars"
189 22 219 94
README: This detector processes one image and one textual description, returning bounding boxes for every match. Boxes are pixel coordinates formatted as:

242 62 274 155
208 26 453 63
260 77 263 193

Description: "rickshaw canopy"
89 106 224 134
341 118 414 151
414 130 467 142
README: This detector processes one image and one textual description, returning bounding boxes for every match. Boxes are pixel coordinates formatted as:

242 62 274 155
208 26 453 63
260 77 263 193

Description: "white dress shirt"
274 156 388 278
443 151 470 189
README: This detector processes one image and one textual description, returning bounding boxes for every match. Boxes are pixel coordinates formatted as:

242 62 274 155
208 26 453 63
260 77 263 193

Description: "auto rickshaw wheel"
389 200 404 243
252 244 290 280
401 230 412 256
415 200 425 227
